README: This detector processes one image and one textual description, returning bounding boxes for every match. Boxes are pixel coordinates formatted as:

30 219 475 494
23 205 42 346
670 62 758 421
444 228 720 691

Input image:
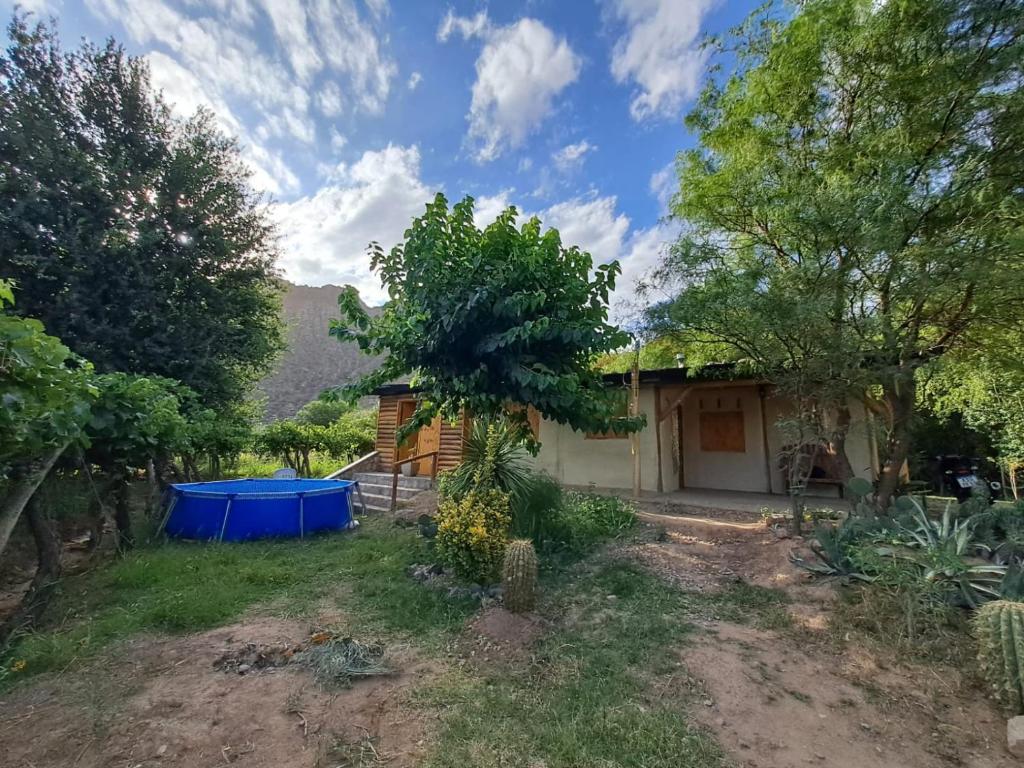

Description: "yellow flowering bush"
435 487 511 584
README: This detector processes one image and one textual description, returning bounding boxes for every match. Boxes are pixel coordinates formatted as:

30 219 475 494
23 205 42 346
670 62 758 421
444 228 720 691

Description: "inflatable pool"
162 478 356 542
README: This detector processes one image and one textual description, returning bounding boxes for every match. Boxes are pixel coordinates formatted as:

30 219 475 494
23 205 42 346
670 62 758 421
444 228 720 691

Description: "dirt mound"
464 606 545 662
0 616 438 768
683 621 1012 768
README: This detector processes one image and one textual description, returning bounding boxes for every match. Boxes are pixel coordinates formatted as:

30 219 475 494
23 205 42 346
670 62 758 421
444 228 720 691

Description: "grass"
1 516 474 683
418 558 790 768
2 507 795 767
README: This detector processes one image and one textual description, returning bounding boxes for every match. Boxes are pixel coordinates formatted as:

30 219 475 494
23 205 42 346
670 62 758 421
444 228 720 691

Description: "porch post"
654 386 664 493
758 385 774 494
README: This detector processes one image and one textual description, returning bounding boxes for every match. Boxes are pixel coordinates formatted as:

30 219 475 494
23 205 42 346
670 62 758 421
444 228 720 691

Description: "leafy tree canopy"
84 372 190 473
0 280 94 479
646 0 1024 505
295 398 352 427
0 17 283 408
330 193 642 441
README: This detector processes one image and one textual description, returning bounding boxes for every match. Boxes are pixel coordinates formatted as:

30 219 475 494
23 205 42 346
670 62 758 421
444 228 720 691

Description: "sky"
4 0 759 319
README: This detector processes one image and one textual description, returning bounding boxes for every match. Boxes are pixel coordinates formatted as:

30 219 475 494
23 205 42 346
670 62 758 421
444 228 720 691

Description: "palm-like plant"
441 418 532 500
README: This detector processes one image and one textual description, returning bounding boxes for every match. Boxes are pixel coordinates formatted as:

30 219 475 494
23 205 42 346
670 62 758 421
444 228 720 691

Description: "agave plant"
790 519 875 582
893 499 1005 607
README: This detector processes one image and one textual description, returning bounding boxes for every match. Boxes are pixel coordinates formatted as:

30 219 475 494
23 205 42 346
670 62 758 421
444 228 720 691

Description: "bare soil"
0 616 439 768
628 500 1016 768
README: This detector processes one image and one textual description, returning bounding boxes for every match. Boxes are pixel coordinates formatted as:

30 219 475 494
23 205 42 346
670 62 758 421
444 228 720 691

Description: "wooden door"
417 417 441 475
396 400 419 466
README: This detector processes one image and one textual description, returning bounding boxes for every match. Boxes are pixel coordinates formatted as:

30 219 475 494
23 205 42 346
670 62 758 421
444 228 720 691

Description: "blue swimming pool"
163 478 356 542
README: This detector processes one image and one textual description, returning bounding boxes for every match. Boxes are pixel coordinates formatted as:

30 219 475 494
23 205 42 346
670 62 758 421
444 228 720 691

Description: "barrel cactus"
502 539 538 613
974 600 1024 714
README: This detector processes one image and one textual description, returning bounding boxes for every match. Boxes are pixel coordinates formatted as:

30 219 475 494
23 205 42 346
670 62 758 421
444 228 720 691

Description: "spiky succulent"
502 539 538 613
973 600 1024 715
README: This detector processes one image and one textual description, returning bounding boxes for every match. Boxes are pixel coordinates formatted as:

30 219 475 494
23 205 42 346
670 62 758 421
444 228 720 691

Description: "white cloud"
329 128 348 153
310 0 396 114
449 17 581 162
146 51 299 195
257 0 322 83
649 160 678 215
407 71 422 90
317 82 344 117
439 12 581 162
552 139 597 172
273 145 435 304
86 0 397 195
609 0 716 120
437 9 491 42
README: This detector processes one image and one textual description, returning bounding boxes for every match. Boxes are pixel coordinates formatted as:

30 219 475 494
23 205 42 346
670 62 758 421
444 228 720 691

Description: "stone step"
353 471 433 490
355 492 397 512
354 481 421 500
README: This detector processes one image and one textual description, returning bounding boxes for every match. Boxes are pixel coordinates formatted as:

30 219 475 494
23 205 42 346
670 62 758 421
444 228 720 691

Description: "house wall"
532 388 664 492
681 385 770 493
763 395 877 493
532 383 878 495
374 395 466 473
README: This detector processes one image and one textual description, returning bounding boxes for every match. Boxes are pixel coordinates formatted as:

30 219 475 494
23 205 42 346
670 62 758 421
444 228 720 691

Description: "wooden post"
654 386 663 493
759 385 774 494
631 354 641 497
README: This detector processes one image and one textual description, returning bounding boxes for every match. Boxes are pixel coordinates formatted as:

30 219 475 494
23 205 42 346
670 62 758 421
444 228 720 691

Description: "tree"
330 193 642 442
0 17 283 408
254 420 328 477
648 0 1024 509
84 373 190 550
295 398 352 427
920 327 1024 498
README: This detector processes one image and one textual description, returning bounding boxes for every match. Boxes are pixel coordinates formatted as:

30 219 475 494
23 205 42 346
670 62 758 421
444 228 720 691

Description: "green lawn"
1 517 790 767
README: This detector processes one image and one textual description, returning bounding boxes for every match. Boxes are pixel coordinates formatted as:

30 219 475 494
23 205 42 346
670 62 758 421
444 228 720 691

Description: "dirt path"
627 501 1014 768
0 615 437 768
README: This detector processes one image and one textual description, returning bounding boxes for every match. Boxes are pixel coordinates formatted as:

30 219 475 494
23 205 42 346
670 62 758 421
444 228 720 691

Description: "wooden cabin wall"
375 394 466 472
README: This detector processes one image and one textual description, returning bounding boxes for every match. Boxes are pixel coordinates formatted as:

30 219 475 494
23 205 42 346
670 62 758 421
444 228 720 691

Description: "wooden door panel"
417 417 441 474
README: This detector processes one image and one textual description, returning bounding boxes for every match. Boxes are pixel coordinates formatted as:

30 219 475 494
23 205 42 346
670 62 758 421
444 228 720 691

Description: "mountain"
255 282 383 421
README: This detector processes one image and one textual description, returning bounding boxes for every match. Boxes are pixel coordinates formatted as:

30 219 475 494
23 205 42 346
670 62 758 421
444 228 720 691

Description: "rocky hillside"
255 282 383 421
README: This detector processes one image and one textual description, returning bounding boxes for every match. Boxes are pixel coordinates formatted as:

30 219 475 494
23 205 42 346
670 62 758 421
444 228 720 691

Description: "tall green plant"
441 419 532 501
328 193 644 444
646 0 1024 510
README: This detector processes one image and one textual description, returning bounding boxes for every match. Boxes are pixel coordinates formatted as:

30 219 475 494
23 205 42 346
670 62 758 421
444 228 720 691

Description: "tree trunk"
0 496 63 647
829 405 855 483
875 375 917 512
113 477 133 553
0 443 66 558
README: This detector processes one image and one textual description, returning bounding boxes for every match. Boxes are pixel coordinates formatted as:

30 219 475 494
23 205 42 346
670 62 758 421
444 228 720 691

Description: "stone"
237 664 251 674
1007 716 1024 757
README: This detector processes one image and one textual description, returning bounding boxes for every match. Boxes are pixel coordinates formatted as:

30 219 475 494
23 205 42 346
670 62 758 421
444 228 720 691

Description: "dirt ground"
627 500 1016 768
0 615 438 768
1 498 1019 767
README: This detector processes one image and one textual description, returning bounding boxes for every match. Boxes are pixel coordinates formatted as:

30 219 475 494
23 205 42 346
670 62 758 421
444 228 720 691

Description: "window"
699 411 746 452
586 390 631 440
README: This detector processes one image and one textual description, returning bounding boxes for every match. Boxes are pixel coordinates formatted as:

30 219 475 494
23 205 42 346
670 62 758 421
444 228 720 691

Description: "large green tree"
331 193 641 441
0 17 283 407
648 0 1024 508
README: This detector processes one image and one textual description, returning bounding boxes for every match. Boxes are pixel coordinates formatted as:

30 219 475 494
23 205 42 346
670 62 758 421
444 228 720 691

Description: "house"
372 367 879 497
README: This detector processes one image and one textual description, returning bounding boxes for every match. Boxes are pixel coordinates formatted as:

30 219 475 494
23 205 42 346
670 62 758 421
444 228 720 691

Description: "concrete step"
355 482 421 500
355 492 392 512
353 471 433 490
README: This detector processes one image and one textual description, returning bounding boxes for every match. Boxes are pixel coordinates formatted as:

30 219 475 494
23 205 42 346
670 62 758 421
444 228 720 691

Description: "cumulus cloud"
552 140 597 172
272 145 435 304
407 71 422 90
608 0 716 120
441 12 581 162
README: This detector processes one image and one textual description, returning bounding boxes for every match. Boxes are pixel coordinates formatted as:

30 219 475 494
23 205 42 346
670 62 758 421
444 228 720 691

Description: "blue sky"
5 0 758 316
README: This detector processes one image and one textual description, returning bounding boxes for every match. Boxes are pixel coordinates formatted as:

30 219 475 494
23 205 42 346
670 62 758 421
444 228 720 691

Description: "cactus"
974 600 1024 715
502 539 538 613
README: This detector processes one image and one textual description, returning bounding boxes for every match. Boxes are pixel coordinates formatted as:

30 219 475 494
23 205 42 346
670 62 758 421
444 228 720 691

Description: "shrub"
323 409 377 460
295 398 352 426
510 473 564 541
974 600 1024 715
435 488 511 584
555 492 636 551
